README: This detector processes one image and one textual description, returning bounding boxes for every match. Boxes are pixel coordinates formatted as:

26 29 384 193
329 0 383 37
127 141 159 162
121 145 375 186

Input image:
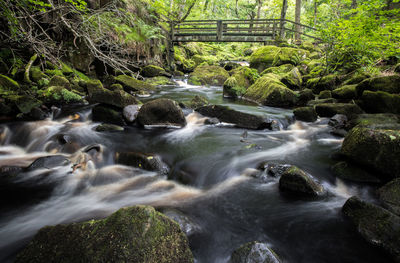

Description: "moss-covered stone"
279 166 324 196
48 75 70 88
109 84 124 91
249 46 309 72
356 75 400 97
332 85 357 100
188 95 209 109
244 74 297 107
341 125 400 180
145 76 175 86
141 65 168 78
307 98 338 106
331 161 381 184
14 96 43 114
281 67 302 90
342 196 400 262
137 98 186 127
15 205 193 263
315 103 363 118
296 88 315 106
38 86 83 104
306 74 338 94
191 54 219 66
230 241 281 263
115 75 155 93
174 46 195 73
348 113 400 129
293 106 317 122
0 74 20 91
318 90 332 99
377 178 400 216
342 71 371 86
92 104 125 126
360 90 400 114
188 65 229 86
30 67 47 83
261 64 294 76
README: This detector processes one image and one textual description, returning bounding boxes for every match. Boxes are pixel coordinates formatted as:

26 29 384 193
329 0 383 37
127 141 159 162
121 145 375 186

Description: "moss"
332 85 357 100
145 76 175 86
188 65 229 86
38 86 82 104
141 65 167 78
15 206 194 263
109 84 124 91
318 90 332 99
30 67 47 83
48 75 70 88
315 103 363 118
191 54 219 66
360 91 400 114
61 63 74 76
174 46 195 72
306 74 338 93
293 106 317 122
244 74 297 107
281 67 302 90
60 89 82 103
0 74 20 91
356 75 400 96
45 69 64 76
188 95 208 109
296 88 315 106
261 64 294 76
342 71 371 86
115 75 155 93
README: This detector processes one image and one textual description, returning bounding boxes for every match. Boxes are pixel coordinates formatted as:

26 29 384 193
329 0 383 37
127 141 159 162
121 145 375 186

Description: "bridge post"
217 20 223 41
166 22 175 71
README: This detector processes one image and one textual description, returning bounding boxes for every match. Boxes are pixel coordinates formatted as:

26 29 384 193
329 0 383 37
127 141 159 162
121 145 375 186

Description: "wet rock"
296 88 314 106
331 161 381 184
116 152 170 176
244 74 297 107
188 65 229 86
14 96 42 114
48 75 70 88
137 98 186 128
318 90 332 99
377 178 400 216
27 155 70 171
342 196 400 262
123 104 140 123
28 107 48 121
141 65 170 78
332 85 357 100
341 124 400 180
188 95 209 109
95 124 124 132
161 208 201 237
307 98 338 106
15 206 194 263
360 90 400 114
204 117 219 125
279 166 324 196
257 162 293 178
230 241 281 263
196 105 271 130
293 107 317 122
115 75 155 93
241 168 264 180
315 103 363 118
356 75 400 96
92 104 125 126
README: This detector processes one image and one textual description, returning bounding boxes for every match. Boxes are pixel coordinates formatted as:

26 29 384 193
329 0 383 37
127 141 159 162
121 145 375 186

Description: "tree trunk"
279 0 288 38
313 0 317 26
295 0 301 43
256 0 262 20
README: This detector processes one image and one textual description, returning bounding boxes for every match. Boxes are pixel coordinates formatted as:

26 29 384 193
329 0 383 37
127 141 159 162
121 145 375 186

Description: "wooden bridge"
169 19 320 44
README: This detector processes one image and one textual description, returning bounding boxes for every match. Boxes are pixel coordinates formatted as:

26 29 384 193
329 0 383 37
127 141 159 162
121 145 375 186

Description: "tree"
295 0 302 43
280 0 288 38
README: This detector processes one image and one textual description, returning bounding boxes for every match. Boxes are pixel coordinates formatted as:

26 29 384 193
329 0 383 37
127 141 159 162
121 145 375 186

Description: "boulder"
38 86 83 104
261 64 294 76
196 105 271 130
293 107 317 122
137 98 186 128
188 95 208 109
145 76 175 86
347 113 400 130
279 166 324 196
314 103 363 118
95 124 124 132
123 104 140 123
48 75 70 88
244 74 297 107
281 67 302 90
332 85 357 100
257 162 293 178
224 67 259 98
356 75 400 96
342 196 400 262
92 104 125 126
230 241 281 263
342 71 371 86
377 178 400 216
161 208 201 238
341 125 400 180
296 89 315 106
318 90 332 99
116 152 169 176
331 161 381 184
115 75 155 93
188 65 229 86
306 74 338 94
360 90 400 114
14 96 42 114
307 98 338 106
141 65 170 78
15 206 194 263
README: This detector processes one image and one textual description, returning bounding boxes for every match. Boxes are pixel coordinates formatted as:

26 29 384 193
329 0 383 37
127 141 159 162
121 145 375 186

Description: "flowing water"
0 78 392 262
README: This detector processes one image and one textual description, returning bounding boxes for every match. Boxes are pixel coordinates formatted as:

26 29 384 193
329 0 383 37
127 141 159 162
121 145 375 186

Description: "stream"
0 78 392 262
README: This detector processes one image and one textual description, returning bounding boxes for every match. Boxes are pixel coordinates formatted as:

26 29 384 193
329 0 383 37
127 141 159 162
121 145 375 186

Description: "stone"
116 152 170 176
331 161 381 184
30 67 47 83
244 74 297 107
92 104 125 126
328 114 348 129
318 90 332 99
296 89 315 106
377 178 400 216
257 162 293 177
293 107 317 122
123 104 140 123
0 74 20 91
315 103 363 118
145 76 175 86
188 65 230 86
342 196 400 262
14 96 42 114
281 67 302 90
230 241 281 263
356 75 400 96
15 206 193 263
279 166 324 196
141 65 170 78
261 64 294 76
39 86 83 104
360 91 400 114
306 74 338 94
137 98 186 128
95 124 124 132
332 85 357 100
161 208 201 238
48 75 70 88
196 105 271 130
307 98 338 106
188 95 208 109
115 75 155 93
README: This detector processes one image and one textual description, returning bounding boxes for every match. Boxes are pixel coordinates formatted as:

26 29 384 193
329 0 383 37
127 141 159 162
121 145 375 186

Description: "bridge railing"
170 19 320 42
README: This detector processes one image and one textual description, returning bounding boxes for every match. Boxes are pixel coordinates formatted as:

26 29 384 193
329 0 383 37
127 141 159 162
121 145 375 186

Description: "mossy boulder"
38 86 83 104
260 64 294 76
92 104 125 126
342 196 400 262
188 95 209 109
341 125 400 180
296 88 315 106
188 65 229 86
377 178 400 216
279 166 324 196
137 98 186 128
0 74 19 91
306 74 338 94
15 205 193 263
332 85 357 100
356 75 400 96
115 75 155 93
174 46 195 73
249 46 308 72
14 96 43 114
360 91 400 114
331 161 381 184
30 67 47 83
315 103 363 118
307 98 338 106
293 106 317 122
196 104 271 130
348 113 400 129
281 67 302 90
342 71 371 86
230 241 281 263
145 76 175 86
244 74 297 107
141 65 169 78
116 152 170 176
192 54 219 66
318 90 332 99
48 75 70 88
